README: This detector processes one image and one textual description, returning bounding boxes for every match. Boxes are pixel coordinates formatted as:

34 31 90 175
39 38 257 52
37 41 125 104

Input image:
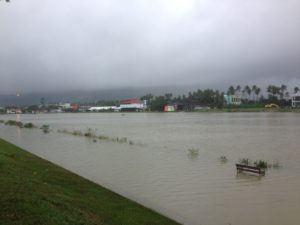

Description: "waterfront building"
292 93 300 108
224 95 241 105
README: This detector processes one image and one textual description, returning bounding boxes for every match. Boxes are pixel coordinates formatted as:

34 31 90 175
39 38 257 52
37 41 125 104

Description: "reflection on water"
0 112 300 225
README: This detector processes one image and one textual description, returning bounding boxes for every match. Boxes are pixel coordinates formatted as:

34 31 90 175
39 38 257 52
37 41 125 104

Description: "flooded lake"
1 112 300 225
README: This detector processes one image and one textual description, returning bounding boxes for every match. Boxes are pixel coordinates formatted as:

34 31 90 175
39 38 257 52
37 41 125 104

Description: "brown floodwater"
0 112 300 225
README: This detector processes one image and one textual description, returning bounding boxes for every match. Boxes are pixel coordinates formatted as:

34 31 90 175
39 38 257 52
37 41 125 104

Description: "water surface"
1 112 300 225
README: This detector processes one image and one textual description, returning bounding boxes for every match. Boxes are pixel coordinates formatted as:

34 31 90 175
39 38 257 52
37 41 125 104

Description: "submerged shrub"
5 120 23 128
72 130 83 136
254 160 268 169
41 125 50 133
24 123 35 128
219 155 228 163
84 128 96 138
187 148 199 159
239 158 250 166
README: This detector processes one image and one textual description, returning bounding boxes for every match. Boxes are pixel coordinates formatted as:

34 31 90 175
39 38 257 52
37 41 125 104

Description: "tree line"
141 84 300 111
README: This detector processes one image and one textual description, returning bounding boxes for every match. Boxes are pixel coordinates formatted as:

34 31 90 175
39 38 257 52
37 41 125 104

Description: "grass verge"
0 138 180 225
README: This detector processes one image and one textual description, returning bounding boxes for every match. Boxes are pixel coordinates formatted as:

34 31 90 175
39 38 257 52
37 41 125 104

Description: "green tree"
227 86 235 95
254 87 261 102
279 84 287 100
150 96 167 111
294 86 299 94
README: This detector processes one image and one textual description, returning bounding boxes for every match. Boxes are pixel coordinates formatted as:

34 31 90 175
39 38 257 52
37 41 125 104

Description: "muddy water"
0 112 300 225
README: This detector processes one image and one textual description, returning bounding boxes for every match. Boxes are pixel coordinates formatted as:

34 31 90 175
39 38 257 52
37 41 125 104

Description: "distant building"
224 95 241 105
164 105 175 112
88 106 117 112
7 108 22 114
119 99 145 112
292 93 300 108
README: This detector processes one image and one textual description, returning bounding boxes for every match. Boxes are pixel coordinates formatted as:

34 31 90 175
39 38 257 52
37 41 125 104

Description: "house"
292 93 300 108
164 105 175 112
119 99 146 112
224 95 241 105
88 106 117 112
6 108 22 114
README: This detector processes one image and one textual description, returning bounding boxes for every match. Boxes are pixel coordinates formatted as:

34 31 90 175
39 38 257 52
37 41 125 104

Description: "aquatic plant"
72 130 83 136
129 140 134 145
254 160 268 169
187 148 199 159
219 155 228 163
41 125 50 133
84 128 96 138
239 158 250 166
0 120 4 123
24 123 35 128
98 135 109 140
5 120 23 128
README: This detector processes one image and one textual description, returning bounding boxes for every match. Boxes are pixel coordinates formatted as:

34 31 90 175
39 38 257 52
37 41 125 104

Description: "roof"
121 99 144 105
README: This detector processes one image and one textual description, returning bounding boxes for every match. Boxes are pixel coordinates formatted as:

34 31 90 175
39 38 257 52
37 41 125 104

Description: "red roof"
121 99 143 104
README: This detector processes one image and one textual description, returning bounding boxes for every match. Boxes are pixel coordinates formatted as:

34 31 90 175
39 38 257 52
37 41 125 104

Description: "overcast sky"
0 0 299 95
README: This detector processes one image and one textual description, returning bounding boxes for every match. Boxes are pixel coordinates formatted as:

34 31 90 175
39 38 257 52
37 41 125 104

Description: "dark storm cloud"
0 0 299 95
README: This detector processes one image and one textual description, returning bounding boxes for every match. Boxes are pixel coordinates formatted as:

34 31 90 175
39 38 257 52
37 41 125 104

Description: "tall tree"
235 85 241 96
227 86 235 95
254 87 261 102
252 85 257 101
280 84 287 100
294 86 299 94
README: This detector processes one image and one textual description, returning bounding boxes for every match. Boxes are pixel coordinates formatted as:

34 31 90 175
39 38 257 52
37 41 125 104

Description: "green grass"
0 139 181 225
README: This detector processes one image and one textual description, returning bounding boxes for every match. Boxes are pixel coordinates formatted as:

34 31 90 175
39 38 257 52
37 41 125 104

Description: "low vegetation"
40 124 50 133
57 128 136 146
219 155 228 163
24 122 35 128
0 138 180 225
187 148 199 159
4 120 23 128
239 158 281 170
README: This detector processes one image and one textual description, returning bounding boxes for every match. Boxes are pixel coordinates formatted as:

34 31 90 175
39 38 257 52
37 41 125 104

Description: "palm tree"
294 86 299 94
280 84 287 100
267 85 280 101
252 85 257 101
243 85 251 101
227 86 235 95
235 85 241 96
254 87 261 102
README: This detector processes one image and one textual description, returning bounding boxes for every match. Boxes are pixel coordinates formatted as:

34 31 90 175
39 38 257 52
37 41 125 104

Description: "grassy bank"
0 139 180 225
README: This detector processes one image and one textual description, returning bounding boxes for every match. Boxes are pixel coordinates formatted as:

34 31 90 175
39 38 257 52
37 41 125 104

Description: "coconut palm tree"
227 86 235 95
235 85 241 96
254 87 261 102
252 85 257 101
280 84 287 100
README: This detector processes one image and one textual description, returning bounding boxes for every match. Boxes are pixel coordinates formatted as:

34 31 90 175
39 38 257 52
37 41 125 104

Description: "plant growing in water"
41 125 50 133
84 128 96 138
24 123 35 128
5 120 23 128
187 148 199 159
239 158 250 165
219 155 228 163
254 160 268 169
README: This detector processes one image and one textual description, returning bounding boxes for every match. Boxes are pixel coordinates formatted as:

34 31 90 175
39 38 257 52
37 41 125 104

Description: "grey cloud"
0 0 299 95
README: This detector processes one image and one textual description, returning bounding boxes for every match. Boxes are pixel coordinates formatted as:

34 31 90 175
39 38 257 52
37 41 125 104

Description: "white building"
292 93 300 108
88 106 117 112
